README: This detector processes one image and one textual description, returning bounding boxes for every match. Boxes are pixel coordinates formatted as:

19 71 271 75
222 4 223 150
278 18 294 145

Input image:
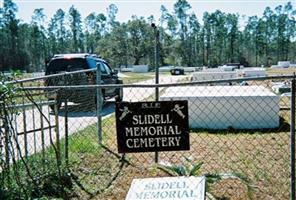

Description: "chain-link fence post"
291 76 295 200
152 23 160 163
21 83 28 158
0 102 3 182
96 63 102 144
64 97 69 167
3 108 10 185
54 95 61 167
40 103 45 169
32 104 36 154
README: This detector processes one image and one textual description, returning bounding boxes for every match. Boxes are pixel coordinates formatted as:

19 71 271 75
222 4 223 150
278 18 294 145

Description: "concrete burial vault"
160 86 279 130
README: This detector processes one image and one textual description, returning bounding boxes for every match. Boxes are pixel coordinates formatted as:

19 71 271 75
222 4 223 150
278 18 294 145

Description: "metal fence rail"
0 71 295 200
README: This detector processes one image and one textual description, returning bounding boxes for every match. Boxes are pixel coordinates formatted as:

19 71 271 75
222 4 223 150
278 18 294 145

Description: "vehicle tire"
115 87 123 102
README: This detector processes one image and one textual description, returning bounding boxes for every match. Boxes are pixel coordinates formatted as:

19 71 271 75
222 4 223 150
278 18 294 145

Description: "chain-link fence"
0 70 295 200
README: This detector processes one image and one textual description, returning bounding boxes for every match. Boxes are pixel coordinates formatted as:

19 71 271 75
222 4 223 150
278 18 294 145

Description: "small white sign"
125 176 205 200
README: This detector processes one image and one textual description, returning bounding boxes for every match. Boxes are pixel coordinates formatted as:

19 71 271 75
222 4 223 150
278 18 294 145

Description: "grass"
90 111 291 200
266 67 296 76
120 72 154 84
3 70 294 199
1 117 123 199
2 103 292 199
120 72 171 84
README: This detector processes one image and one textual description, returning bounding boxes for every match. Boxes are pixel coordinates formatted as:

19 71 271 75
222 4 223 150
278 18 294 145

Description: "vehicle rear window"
46 58 88 74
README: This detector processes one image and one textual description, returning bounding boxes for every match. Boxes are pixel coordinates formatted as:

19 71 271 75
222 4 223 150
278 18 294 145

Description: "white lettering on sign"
125 126 181 137
116 101 189 153
122 112 183 149
132 114 173 125
125 177 205 200
141 102 161 109
126 137 181 148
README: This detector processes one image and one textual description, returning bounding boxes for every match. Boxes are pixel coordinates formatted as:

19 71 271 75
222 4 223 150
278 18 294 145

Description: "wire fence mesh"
0 70 295 200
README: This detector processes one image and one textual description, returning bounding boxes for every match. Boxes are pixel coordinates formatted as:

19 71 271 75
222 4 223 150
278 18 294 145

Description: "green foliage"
0 71 75 200
34 171 73 199
69 6 84 52
0 71 21 100
157 156 253 199
0 0 295 71
0 183 24 200
0 170 73 200
157 157 203 177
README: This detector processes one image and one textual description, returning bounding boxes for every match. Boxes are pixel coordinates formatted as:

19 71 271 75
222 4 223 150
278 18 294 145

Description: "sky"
4 0 296 26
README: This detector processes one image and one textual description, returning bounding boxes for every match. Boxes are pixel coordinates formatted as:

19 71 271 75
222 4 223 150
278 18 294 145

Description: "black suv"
45 53 123 109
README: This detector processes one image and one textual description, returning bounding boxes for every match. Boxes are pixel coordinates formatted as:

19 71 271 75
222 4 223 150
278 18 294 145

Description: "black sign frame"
115 101 189 153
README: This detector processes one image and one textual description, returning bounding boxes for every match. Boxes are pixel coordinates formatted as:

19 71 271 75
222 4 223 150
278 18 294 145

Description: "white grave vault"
160 86 279 129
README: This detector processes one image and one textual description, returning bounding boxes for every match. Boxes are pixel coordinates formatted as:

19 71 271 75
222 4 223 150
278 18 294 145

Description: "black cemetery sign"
115 101 189 153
